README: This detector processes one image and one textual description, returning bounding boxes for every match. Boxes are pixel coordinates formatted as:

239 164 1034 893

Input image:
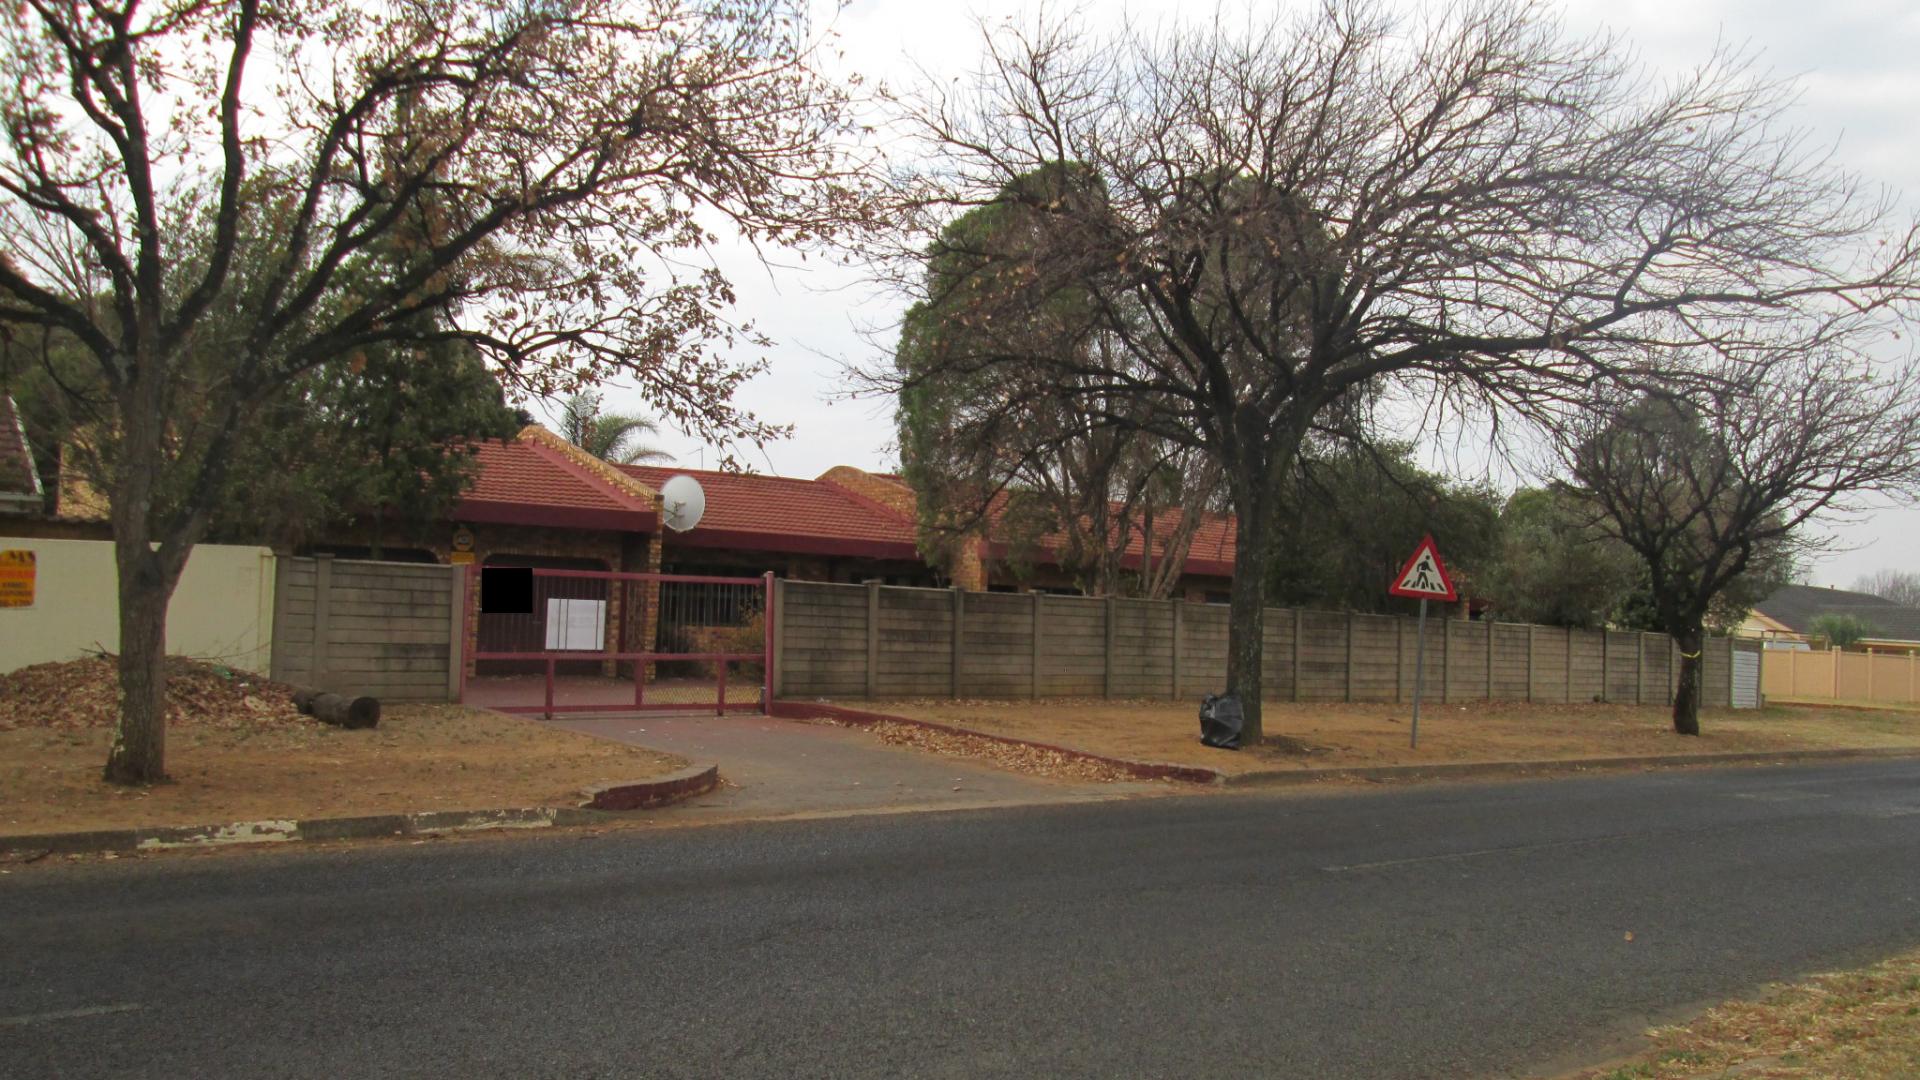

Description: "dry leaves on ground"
0 655 302 733
807 715 1145 783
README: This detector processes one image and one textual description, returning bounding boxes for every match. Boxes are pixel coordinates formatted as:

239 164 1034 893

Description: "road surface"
4 760 1919 1078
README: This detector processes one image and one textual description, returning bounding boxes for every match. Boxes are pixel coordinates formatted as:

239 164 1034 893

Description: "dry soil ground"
0 657 685 835
859 698 1920 775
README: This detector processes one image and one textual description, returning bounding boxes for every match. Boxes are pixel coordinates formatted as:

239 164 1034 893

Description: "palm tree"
555 391 671 465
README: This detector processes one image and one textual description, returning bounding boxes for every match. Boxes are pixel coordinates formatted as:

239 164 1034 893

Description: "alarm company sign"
0 549 35 608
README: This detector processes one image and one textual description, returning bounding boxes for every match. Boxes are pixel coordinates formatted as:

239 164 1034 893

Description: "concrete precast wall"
775 579 1758 709
270 555 462 702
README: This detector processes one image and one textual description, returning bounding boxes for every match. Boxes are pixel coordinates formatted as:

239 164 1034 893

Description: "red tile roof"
621 465 922 559
0 394 43 510
982 495 1237 578
453 433 1234 579
457 438 657 531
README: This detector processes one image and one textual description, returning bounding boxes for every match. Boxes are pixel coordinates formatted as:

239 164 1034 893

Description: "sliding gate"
463 568 772 718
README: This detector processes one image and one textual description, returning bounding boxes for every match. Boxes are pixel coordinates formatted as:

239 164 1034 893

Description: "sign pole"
1388 533 1454 752
1410 597 1427 749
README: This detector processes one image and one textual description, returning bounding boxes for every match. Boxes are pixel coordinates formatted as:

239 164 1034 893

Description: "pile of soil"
0 655 302 733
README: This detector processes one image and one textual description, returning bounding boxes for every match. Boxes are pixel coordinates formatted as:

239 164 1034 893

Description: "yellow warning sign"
0 549 35 608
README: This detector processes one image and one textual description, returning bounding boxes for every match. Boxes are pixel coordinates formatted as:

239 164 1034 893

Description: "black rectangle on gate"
480 566 533 614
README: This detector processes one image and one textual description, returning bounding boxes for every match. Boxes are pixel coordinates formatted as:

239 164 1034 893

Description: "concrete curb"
1223 746 1920 788
583 763 719 810
769 700 1222 785
0 764 721 860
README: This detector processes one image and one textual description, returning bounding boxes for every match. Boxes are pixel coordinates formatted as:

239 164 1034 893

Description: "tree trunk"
1671 625 1705 736
105 561 171 783
1224 528 1269 744
103 361 190 786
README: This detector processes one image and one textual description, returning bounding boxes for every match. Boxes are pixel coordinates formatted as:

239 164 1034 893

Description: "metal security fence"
465 568 771 718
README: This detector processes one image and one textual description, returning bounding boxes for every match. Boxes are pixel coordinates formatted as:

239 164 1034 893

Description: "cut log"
291 687 380 729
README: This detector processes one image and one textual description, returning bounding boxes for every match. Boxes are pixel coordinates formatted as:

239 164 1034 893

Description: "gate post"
866 581 881 700
447 563 466 703
762 572 775 712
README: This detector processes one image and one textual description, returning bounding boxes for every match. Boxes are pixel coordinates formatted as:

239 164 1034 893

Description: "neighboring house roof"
621 464 922 560
828 468 1238 579
1750 584 1920 644
0 394 45 513
457 428 658 532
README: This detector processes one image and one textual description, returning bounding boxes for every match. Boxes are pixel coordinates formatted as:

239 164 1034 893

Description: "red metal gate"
461 568 773 718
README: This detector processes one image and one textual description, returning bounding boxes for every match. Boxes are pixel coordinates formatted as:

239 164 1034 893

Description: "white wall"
0 538 277 675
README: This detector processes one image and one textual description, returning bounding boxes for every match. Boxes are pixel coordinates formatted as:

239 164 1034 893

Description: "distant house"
1737 583 1920 655
0 394 45 516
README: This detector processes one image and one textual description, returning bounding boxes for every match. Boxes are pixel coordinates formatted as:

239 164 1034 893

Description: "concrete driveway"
553 711 1161 820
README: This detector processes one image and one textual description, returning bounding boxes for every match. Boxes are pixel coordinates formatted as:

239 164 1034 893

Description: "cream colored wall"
0 538 277 675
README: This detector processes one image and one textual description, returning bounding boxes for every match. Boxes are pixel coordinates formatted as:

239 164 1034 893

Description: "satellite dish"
659 474 706 533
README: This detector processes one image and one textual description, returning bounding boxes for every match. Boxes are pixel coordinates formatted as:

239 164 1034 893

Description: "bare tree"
1561 350 1920 735
1851 569 1920 607
0 0 870 782
867 0 1920 743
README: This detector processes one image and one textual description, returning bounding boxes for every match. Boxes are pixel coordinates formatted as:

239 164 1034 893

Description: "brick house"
8 420 1238 674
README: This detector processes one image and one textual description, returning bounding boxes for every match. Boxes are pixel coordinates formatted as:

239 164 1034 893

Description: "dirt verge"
1 703 688 836
841 698 1920 776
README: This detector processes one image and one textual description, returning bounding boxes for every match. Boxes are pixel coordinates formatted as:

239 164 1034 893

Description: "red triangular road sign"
1388 534 1456 600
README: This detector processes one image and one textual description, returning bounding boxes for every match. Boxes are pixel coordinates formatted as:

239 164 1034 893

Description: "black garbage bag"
1199 693 1244 750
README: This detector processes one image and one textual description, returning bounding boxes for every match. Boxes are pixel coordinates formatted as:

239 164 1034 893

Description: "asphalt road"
4 761 1920 1079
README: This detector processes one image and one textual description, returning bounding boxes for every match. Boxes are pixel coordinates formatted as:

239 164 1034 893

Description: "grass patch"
1562 947 1920 1078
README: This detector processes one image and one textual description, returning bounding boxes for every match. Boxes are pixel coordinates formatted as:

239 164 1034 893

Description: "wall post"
446 564 466 702
1292 608 1303 702
1345 612 1356 702
269 553 295 684
1831 646 1840 700
1599 631 1610 703
1486 618 1495 701
866 581 880 700
1867 647 1875 701
1636 633 1646 705
951 586 965 700
1103 595 1116 699
1030 591 1043 700
1171 599 1183 700
1565 629 1574 704
1525 625 1535 703
311 554 334 692
1395 616 1413 705
1440 616 1451 704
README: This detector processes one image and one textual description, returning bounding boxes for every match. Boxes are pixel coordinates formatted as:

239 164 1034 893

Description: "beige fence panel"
1758 647 1920 706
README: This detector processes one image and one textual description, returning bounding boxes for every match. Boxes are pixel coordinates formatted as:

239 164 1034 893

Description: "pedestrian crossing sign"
1388 535 1456 601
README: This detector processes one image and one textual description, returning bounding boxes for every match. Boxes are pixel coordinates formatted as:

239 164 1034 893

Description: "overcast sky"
587 0 1920 589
